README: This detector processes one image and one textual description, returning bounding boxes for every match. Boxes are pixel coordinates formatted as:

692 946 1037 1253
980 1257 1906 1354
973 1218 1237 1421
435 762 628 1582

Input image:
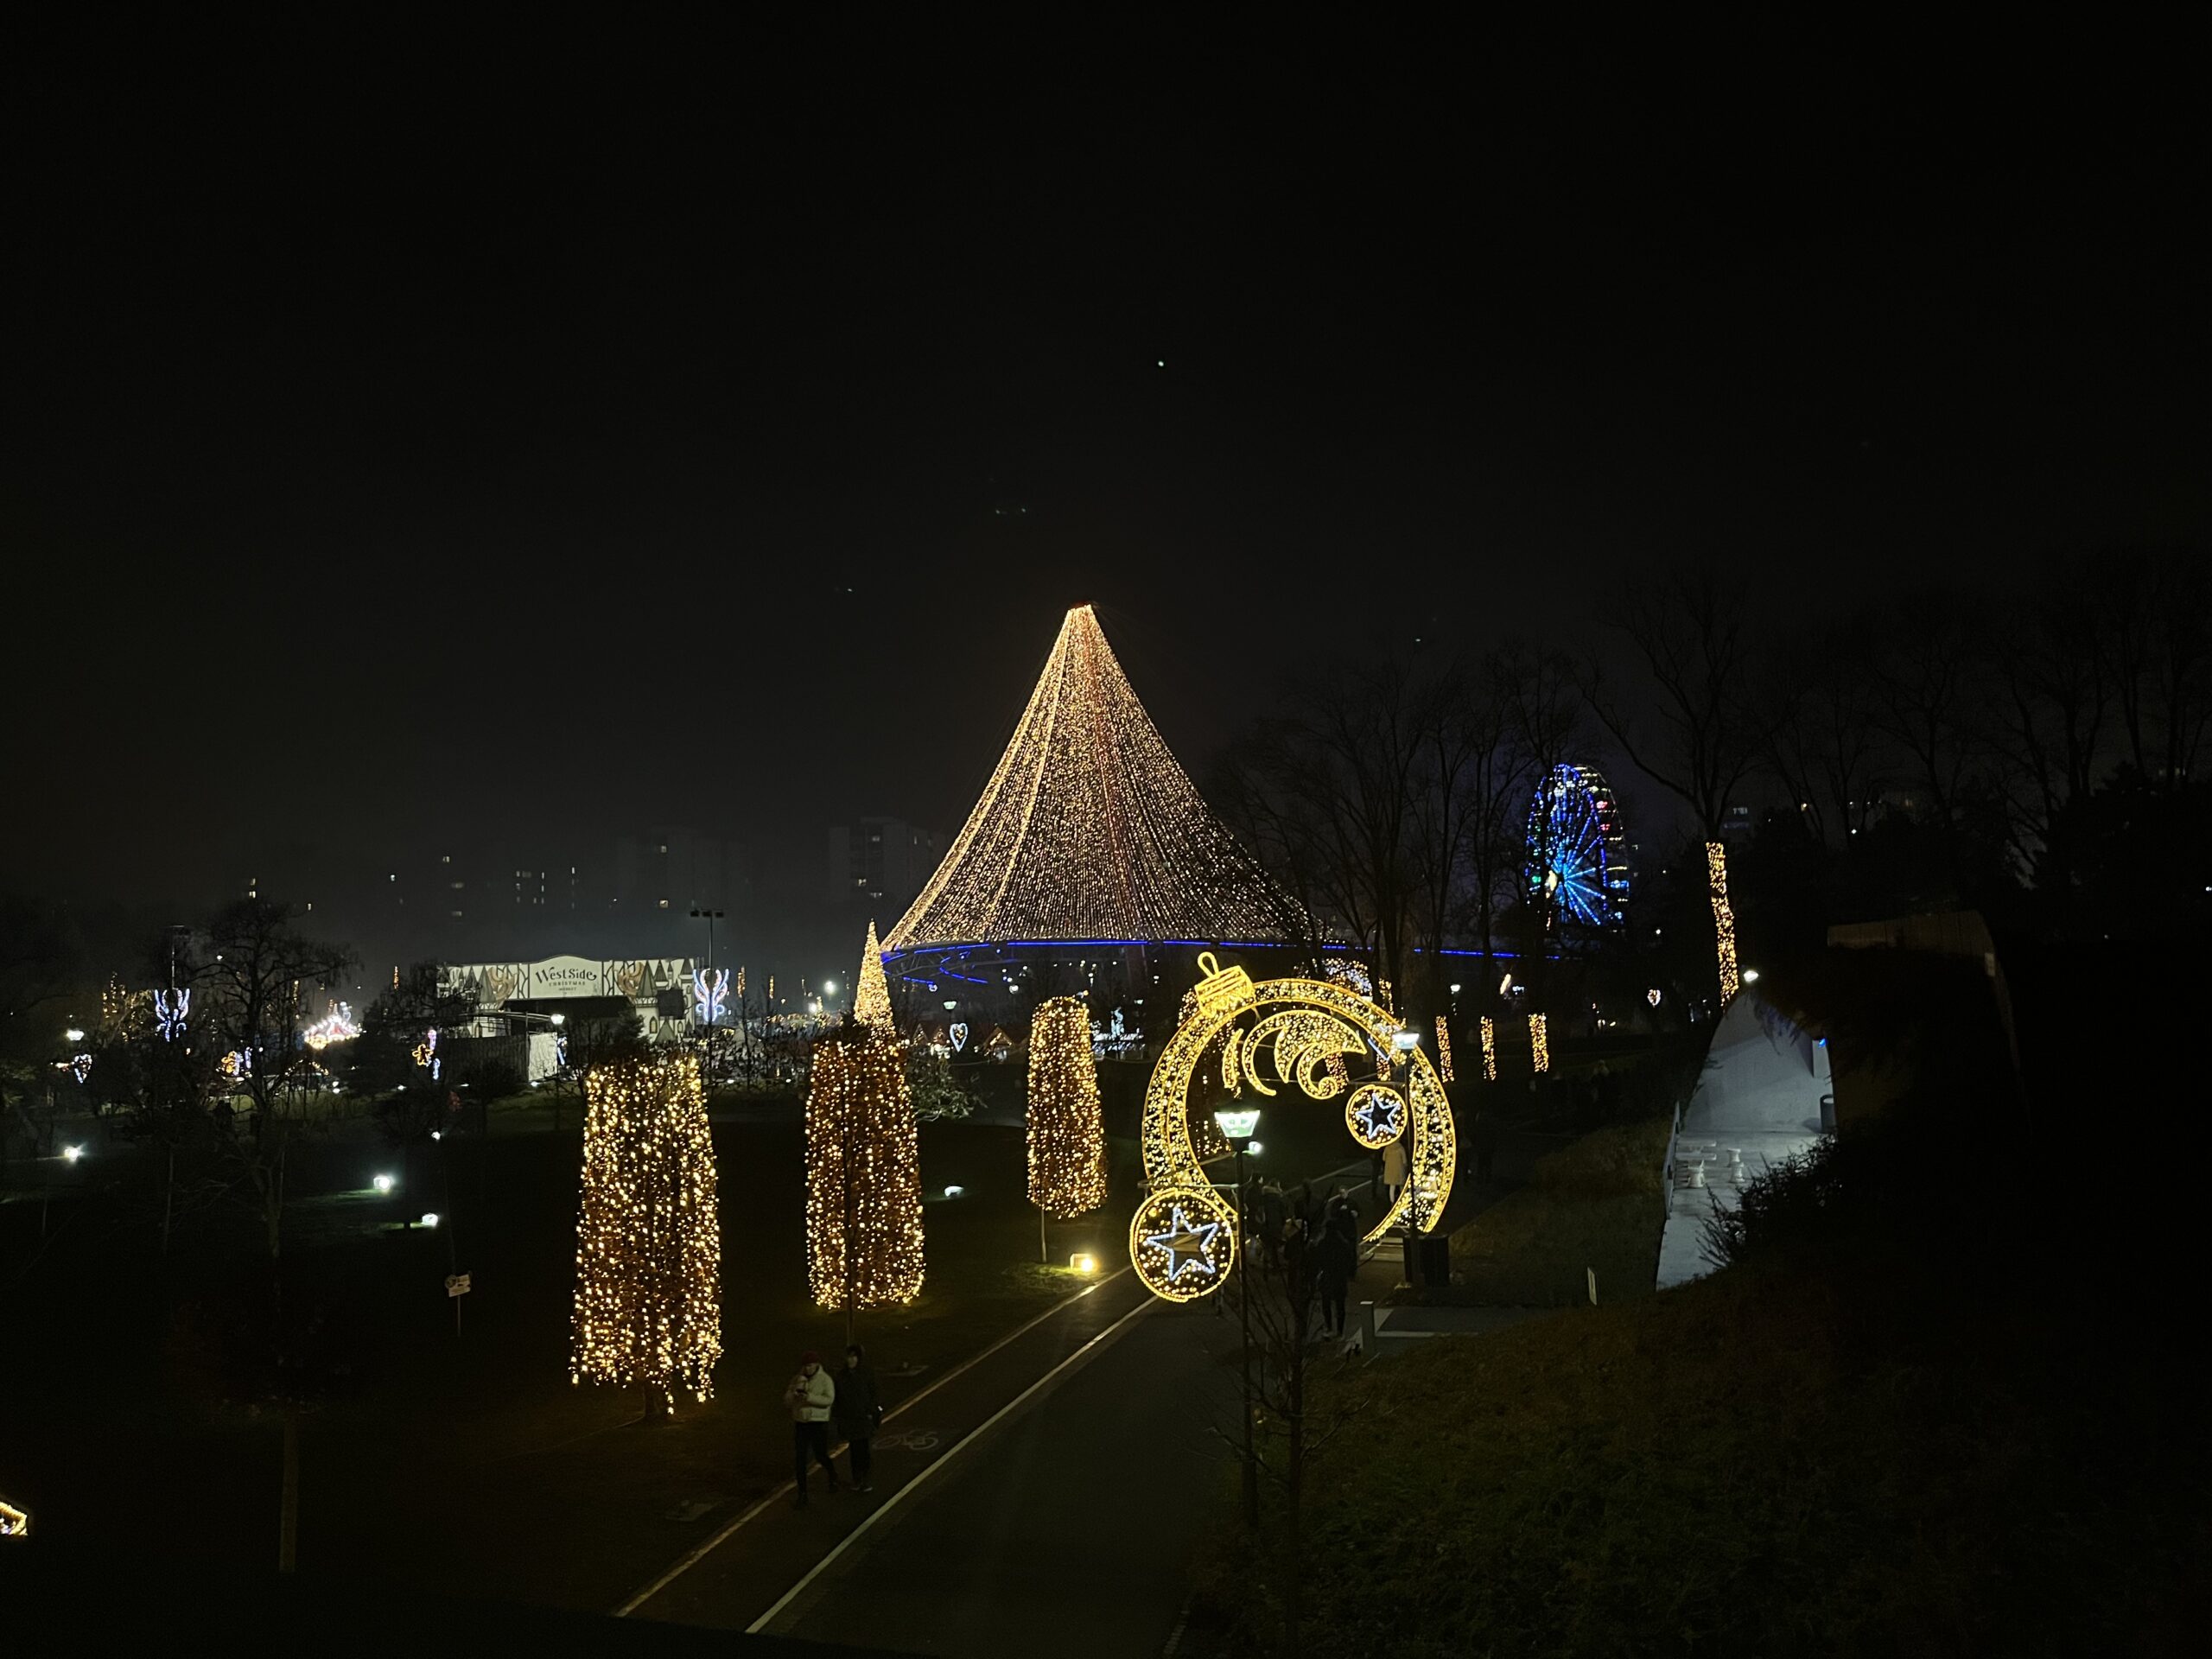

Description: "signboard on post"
446 1273 472 1298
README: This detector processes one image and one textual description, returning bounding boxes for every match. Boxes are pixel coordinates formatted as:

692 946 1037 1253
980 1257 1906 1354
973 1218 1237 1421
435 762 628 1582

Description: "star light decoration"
1344 1082 1407 1148
1479 1015 1498 1083
1529 1014 1550 1075
155 988 190 1041
882 606 1301 949
412 1028 441 1082
1129 1186 1237 1301
1026 995 1109 1218
804 1031 925 1310
569 1053 721 1411
691 968 730 1026
854 921 894 1036
1707 841 1741 1003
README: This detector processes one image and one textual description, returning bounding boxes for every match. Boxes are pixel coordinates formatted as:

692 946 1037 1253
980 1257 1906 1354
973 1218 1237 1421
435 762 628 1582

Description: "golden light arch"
1128 954 1457 1301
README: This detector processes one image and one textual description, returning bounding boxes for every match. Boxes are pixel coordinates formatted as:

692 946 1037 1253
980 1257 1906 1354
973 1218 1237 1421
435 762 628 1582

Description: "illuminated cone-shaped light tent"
854 919 894 1036
1026 995 1109 1218
805 1033 925 1310
569 1053 721 1409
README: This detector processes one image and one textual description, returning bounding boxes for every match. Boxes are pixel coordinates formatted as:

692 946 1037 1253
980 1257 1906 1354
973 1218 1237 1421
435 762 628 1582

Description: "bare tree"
1580 572 1767 999
183 899 354 1265
2099 550 2211 793
1763 613 1891 850
1868 590 1993 887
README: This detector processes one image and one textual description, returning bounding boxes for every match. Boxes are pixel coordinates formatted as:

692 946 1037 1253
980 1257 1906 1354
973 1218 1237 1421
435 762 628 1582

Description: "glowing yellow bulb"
1707 841 1740 1003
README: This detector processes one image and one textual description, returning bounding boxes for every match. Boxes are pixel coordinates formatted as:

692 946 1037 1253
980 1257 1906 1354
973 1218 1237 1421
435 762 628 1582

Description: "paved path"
1657 994 1831 1289
623 1163 1402 1654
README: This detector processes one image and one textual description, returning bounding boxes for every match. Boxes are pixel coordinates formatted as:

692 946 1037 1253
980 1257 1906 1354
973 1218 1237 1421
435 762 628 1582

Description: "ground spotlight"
420 1212 440 1229
61 1144 85 1164
373 1173 396 1194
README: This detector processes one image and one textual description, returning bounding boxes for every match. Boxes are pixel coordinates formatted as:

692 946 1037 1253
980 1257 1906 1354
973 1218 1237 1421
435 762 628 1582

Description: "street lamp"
1389 1030 1427 1279
1213 1103 1263 1531
63 1027 85 1044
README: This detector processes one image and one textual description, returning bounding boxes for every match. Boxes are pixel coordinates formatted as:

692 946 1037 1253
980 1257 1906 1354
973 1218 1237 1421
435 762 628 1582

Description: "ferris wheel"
1525 764 1631 929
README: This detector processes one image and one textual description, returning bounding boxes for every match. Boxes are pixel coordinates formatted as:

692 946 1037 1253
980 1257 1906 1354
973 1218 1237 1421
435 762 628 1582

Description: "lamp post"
1215 1103 1262 1529
1390 1028 1423 1281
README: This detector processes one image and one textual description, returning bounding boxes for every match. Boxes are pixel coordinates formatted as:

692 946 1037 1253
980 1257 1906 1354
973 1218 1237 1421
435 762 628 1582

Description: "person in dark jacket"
832 1344 882 1493
1314 1214 1357 1339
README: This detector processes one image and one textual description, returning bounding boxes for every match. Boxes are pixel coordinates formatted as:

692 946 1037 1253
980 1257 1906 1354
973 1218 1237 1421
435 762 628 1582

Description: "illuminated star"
1142 1205 1223 1282
1355 1090 1404 1141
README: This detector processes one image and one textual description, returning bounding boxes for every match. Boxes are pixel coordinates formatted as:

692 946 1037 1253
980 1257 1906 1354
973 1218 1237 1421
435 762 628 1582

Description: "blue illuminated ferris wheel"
1524 764 1631 930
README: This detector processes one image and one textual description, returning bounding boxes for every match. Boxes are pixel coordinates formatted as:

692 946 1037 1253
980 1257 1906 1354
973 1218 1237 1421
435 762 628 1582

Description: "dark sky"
6 19 2207 964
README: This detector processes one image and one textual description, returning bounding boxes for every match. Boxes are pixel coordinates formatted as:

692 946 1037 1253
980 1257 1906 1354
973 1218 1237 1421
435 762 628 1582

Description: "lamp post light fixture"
1389 1029 1429 1274
1743 968 1762 984
1212 1103 1263 1531
63 1027 85 1044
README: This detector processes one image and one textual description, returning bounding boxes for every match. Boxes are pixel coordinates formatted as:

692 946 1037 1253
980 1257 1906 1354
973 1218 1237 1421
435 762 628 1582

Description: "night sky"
7 21 2206 967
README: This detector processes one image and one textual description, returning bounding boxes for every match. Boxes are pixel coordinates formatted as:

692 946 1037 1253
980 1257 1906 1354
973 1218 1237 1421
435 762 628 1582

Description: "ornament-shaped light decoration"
155 988 190 1042
1026 995 1109 1218
569 1053 721 1409
804 1032 925 1310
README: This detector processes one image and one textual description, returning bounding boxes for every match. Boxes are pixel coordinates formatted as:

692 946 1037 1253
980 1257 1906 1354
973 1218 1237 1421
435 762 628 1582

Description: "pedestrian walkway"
1656 993 1831 1289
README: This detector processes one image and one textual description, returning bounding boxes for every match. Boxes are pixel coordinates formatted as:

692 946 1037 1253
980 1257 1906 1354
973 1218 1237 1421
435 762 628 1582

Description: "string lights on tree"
1479 1015 1498 1083
1529 1014 1550 1075
1707 841 1741 1004
804 1032 925 1314
1433 1015 1455 1082
569 1053 722 1413
854 920 894 1036
1026 995 1109 1220
883 606 1301 949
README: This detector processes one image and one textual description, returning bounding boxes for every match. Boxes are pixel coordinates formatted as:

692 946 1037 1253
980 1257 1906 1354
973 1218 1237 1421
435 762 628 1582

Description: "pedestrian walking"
1314 1212 1357 1338
833 1344 882 1493
1382 1135 1408 1204
783 1351 837 1507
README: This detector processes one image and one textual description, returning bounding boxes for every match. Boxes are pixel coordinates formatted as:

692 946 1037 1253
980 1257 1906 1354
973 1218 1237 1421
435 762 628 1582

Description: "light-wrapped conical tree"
1026 995 1109 1219
805 1032 925 1311
569 1053 721 1410
854 920 894 1036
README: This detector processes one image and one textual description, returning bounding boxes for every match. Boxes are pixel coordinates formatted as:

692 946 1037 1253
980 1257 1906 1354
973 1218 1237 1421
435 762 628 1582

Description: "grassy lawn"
1193 1238 2207 1656
1440 1112 1671 1306
2 1108 1116 1611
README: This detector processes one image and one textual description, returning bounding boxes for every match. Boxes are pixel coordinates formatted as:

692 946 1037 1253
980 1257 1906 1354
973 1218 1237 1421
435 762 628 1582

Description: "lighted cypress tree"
1027 995 1109 1232
569 1053 721 1414
805 1032 925 1324
854 919 894 1036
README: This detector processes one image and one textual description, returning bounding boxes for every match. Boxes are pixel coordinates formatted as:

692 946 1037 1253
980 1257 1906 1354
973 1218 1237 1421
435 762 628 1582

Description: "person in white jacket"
784 1351 838 1507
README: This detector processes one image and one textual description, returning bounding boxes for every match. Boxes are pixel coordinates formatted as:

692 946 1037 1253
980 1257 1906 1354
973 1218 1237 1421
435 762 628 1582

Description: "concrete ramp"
1656 994 1831 1290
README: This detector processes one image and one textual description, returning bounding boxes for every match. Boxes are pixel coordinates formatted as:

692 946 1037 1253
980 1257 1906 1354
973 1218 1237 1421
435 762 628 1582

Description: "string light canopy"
1027 995 1109 1218
569 1053 722 1413
854 921 894 1036
883 606 1300 948
1707 841 1741 1004
805 1032 925 1312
